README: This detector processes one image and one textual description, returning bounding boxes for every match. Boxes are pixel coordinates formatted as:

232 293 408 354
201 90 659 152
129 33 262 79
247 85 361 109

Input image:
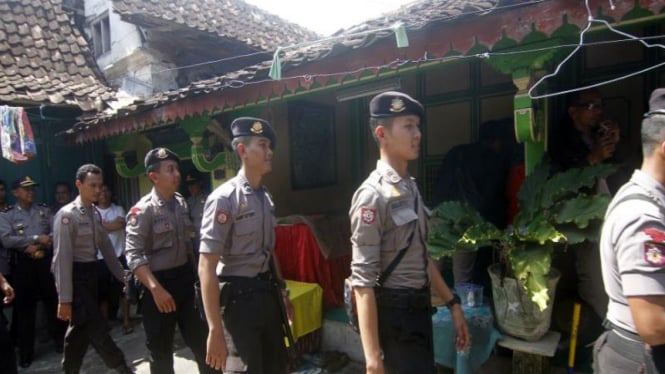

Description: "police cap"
12 175 39 189
230 117 276 149
646 88 665 117
144 147 180 172
369 91 424 122
185 172 201 185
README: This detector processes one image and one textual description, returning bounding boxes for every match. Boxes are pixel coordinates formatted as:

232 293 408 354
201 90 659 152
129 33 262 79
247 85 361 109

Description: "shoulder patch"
643 228 665 266
360 207 376 224
216 209 230 225
61 216 70 225
644 243 665 266
129 206 141 215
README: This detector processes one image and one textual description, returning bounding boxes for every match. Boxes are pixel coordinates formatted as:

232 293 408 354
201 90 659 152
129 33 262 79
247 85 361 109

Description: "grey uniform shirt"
601 170 665 333
187 192 208 234
125 189 195 272
199 171 275 277
350 160 429 289
52 197 125 303
0 203 52 252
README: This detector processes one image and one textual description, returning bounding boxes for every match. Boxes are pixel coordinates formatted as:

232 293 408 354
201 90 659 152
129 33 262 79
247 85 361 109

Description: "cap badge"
25 176 34 184
250 122 264 134
156 148 167 159
389 98 406 113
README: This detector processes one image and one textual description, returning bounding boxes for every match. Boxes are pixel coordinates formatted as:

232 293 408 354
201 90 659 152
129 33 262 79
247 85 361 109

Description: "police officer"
594 88 665 373
198 117 292 373
186 173 207 232
125 147 218 374
0 180 13 373
0 175 66 367
0 271 16 373
185 172 208 251
52 164 132 374
349 92 470 373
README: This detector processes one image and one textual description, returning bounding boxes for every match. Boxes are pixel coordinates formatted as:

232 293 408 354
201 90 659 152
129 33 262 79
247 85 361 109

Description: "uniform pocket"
228 217 258 256
234 217 257 236
391 206 418 250
152 220 174 250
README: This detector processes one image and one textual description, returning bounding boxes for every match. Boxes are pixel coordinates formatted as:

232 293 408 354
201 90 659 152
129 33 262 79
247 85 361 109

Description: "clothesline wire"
527 0 665 100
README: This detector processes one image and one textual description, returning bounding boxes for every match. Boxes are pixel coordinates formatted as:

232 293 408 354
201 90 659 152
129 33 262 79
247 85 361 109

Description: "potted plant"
427 160 615 341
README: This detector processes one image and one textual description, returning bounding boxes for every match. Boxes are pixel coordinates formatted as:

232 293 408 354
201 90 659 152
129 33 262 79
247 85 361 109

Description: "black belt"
153 262 192 280
375 287 431 310
219 271 275 297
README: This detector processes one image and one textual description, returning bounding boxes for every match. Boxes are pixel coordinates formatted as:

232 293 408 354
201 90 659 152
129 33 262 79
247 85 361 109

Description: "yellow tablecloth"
286 280 323 339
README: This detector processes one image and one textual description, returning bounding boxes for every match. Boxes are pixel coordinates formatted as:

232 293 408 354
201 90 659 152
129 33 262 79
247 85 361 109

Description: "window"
91 15 111 57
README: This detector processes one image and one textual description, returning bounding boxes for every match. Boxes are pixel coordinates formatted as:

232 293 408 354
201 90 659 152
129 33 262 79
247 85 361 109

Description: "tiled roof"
0 0 114 111
74 0 506 133
112 0 320 51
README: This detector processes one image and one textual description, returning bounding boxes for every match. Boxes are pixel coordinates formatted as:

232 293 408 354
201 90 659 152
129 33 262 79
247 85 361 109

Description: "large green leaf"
556 221 603 244
513 212 565 245
510 244 553 311
552 194 611 228
541 164 616 208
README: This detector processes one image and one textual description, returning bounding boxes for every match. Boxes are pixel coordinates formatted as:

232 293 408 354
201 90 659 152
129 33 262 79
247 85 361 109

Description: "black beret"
369 91 424 121
185 173 201 184
12 175 38 189
646 88 665 117
144 147 180 171
230 117 276 149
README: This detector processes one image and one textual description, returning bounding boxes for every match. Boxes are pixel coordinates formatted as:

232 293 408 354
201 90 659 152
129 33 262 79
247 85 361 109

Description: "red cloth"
274 223 349 309
506 164 526 224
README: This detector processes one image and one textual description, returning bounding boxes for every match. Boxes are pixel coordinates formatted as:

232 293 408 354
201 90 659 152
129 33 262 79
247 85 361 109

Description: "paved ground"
14 307 588 374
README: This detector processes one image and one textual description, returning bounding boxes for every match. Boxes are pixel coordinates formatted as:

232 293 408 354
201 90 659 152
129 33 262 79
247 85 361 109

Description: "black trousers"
221 277 288 374
63 262 127 373
13 253 66 362
142 263 219 374
0 299 16 374
376 288 436 374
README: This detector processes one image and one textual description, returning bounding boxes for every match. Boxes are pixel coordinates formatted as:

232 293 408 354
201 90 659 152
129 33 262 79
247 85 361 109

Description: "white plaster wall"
85 0 143 71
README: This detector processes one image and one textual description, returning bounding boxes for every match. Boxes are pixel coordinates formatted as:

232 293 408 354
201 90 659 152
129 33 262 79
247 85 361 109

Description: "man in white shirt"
96 185 132 334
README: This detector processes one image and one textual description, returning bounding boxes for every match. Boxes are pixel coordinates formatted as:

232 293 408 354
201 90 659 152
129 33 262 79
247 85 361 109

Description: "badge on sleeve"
216 209 229 224
360 207 376 224
61 216 70 225
128 215 138 226
643 228 665 266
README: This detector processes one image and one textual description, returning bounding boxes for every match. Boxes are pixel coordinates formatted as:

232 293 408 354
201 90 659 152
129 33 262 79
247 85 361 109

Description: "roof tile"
112 0 319 51
0 0 112 110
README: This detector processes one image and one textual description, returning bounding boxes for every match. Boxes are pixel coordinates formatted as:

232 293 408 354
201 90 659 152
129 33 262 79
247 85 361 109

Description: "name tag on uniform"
235 211 256 222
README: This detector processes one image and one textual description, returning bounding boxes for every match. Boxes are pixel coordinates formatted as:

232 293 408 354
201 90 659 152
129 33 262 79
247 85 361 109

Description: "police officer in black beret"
124 148 220 374
0 175 66 367
199 117 292 373
350 92 469 373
